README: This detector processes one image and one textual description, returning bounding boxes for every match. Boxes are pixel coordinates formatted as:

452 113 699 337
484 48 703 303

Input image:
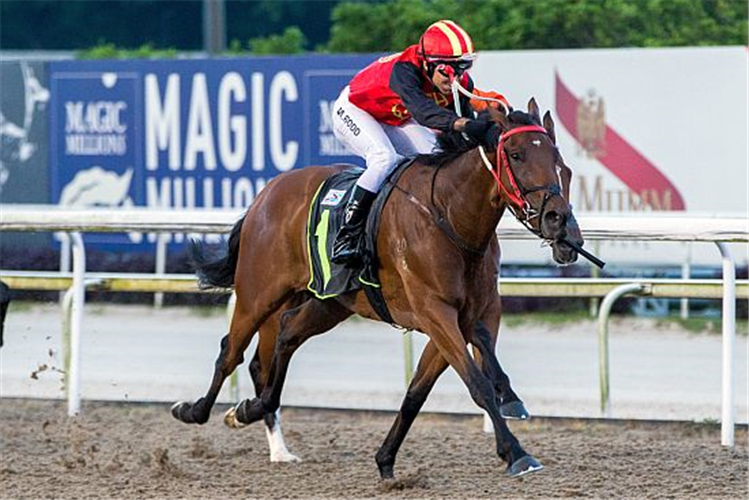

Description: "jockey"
330 19 499 266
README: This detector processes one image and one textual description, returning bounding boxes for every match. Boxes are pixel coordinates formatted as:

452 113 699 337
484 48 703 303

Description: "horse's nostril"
544 211 563 228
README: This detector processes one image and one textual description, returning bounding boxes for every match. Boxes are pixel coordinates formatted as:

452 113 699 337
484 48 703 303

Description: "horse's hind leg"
375 341 448 479
234 298 351 425
226 295 307 462
172 287 292 425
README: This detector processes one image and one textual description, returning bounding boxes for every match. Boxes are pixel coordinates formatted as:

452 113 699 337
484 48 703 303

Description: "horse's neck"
435 148 505 253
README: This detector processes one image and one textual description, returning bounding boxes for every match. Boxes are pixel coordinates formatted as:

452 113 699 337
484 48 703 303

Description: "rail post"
153 234 169 308
716 242 736 447
227 292 239 402
57 232 71 303
67 232 86 417
403 331 414 387
597 283 648 415
680 245 692 319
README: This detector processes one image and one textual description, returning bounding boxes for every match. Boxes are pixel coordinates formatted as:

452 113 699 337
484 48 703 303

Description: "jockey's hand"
485 124 501 147
462 119 493 142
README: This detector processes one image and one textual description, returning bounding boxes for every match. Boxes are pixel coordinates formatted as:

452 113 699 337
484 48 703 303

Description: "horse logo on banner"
0 62 49 192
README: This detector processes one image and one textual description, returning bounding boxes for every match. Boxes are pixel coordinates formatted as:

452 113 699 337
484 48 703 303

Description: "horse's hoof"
377 464 395 480
223 406 247 429
171 401 195 424
500 400 530 420
507 455 544 478
270 451 302 463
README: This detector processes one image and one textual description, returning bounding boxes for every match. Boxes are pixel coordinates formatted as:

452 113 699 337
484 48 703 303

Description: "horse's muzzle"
539 199 583 265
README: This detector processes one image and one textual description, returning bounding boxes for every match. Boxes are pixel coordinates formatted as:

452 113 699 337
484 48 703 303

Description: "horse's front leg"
420 301 542 477
375 340 448 479
473 320 529 420
377 319 528 479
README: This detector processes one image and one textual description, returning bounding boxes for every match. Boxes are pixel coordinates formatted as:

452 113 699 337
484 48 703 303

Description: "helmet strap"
424 60 435 78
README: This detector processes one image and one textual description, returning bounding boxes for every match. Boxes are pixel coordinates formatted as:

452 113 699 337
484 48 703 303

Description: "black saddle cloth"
306 160 414 323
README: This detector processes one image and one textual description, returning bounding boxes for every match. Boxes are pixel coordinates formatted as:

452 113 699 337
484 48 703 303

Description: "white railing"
1 205 747 445
2 205 748 241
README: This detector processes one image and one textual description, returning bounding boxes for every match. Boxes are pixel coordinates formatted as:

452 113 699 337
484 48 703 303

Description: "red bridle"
486 125 549 208
483 124 563 237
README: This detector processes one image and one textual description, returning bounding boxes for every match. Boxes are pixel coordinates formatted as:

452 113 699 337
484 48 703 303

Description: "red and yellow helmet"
419 20 476 63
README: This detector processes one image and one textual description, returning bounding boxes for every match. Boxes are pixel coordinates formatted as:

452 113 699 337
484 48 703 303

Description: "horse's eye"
510 152 522 161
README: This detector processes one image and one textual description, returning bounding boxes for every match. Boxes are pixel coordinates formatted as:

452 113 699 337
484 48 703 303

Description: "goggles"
430 58 474 78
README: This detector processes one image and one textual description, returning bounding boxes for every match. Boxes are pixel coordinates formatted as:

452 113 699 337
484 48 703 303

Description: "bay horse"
172 99 584 478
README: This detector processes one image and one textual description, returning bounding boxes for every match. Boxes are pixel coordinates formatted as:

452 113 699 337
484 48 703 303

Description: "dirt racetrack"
0 399 746 500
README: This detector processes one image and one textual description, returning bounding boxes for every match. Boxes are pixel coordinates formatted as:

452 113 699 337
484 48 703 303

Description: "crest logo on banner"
575 90 606 158
555 71 685 211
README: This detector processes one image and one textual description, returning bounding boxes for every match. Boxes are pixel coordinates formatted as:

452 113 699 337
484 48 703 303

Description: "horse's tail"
189 214 245 290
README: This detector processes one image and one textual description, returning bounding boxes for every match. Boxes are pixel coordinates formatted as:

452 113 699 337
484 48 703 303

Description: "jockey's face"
430 67 453 95
427 59 471 95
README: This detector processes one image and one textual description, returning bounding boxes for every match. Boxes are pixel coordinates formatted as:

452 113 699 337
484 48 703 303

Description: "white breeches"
331 86 439 193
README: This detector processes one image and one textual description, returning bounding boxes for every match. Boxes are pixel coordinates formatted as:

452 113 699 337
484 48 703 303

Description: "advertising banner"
0 61 50 250
48 56 369 248
45 48 748 265
472 46 748 265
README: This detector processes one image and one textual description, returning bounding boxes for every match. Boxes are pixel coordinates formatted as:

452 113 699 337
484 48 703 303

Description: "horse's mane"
417 110 539 168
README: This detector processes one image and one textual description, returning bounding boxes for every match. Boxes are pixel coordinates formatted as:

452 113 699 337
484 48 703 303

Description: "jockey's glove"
485 124 501 147
462 119 494 143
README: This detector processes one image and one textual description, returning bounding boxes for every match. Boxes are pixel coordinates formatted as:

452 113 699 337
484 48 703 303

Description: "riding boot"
331 186 377 267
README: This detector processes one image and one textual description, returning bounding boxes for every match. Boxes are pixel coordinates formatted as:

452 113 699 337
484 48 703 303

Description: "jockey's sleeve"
390 62 473 132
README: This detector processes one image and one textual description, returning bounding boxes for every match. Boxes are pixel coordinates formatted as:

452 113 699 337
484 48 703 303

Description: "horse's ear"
487 105 510 131
543 110 556 144
527 98 541 123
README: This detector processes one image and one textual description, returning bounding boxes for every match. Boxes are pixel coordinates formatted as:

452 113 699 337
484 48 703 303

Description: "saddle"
306 159 415 324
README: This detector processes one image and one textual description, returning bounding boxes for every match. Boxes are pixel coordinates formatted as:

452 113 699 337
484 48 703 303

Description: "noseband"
480 125 563 240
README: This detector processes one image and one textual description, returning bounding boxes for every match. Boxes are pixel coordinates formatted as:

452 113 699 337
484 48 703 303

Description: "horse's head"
486 98 584 264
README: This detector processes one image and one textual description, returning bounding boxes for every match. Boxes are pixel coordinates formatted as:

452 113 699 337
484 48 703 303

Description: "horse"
172 98 584 478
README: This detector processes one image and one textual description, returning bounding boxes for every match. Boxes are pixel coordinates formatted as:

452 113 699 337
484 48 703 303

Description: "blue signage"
48 56 374 248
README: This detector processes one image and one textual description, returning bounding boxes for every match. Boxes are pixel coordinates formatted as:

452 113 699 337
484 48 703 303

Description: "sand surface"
1 399 747 500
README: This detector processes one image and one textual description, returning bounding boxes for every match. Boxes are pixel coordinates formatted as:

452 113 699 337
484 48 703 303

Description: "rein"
394 181 487 257
396 123 563 257
396 83 571 257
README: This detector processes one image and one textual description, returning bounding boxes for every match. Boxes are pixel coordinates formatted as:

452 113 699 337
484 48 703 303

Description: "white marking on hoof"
270 449 302 463
266 410 301 463
223 406 247 429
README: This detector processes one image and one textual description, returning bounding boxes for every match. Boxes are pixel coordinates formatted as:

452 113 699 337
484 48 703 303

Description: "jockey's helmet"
419 20 476 73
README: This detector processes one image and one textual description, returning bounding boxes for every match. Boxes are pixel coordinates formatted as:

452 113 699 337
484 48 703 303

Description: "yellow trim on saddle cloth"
306 181 342 300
